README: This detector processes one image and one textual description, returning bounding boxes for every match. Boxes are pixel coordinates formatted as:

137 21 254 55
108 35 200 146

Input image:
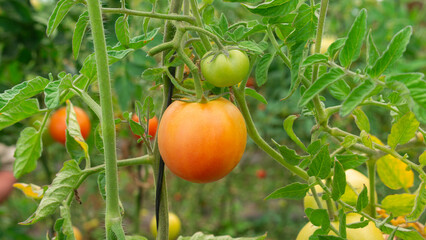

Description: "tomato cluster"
158 98 247 183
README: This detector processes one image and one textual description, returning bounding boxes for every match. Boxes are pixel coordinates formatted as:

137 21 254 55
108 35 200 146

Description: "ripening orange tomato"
131 114 158 140
158 98 247 183
49 107 91 144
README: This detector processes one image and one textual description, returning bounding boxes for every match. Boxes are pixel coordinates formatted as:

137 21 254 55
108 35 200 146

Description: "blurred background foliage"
0 0 425 239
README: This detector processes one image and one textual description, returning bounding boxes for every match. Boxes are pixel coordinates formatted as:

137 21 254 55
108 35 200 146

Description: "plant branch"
71 88 102 120
233 86 309 180
266 25 291 68
188 0 211 50
102 8 195 23
87 0 124 237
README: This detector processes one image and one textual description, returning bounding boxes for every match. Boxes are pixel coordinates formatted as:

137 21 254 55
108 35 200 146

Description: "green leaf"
245 88 267 104
352 108 370 133
127 28 159 49
72 11 89 59
97 171 106 200
339 9 367 68
125 236 148 240
307 140 322 155
360 130 373 149
273 140 302 166
95 124 104 154
302 54 328 67
283 115 307 151
376 154 414 190
307 145 331 179
380 224 424 240
368 26 412 78
265 182 310 200
242 0 299 17
407 180 426 221
0 76 49 113
0 99 41 131
202 5 214 25
387 112 420 149
335 154 368 170
20 160 82 225
327 38 346 59
13 127 42 179
255 53 275 86
366 29 379 66
340 135 357 149
65 104 89 161
141 67 165 82
420 151 426 166
340 79 376 116
382 194 416 217
177 232 267 240
115 16 130 47
328 79 351 101
355 186 368 212
219 13 228 34
46 0 75 36
44 74 73 109
331 161 346 201
289 41 306 95
386 73 426 109
238 41 263 54
338 209 346 238
305 208 330 229
287 3 319 43
347 220 369 229
299 68 345 107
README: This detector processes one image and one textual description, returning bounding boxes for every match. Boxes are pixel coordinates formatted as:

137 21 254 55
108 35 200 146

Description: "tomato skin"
201 50 250 87
150 212 181 240
256 169 267 179
131 115 158 140
48 107 91 144
296 213 384 240
158 98 247 183
0 171 16 204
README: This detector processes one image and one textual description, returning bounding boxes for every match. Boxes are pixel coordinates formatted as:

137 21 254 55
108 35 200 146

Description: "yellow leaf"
377 155 414 190
13 183 44 200
370 135 384 146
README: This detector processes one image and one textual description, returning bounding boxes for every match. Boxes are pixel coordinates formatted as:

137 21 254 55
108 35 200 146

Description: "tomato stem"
102 7 195 23
232 86 309 180
86 0 125 237
189 0 212 51
367 159 376 218
177 45 204 101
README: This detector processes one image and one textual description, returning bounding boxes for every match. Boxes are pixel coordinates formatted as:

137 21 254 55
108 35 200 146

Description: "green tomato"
303 169 376 209
201 49 250 87
150 212 181 240
296 213 384 240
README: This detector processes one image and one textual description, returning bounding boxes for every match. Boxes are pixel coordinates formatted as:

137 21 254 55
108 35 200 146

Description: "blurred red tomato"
256 169 267 179
131 115 158 140
0 171 16 204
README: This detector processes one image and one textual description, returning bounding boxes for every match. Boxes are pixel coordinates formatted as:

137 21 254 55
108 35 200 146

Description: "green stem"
177 44 204 100
71 88 102 120
311 0 329 125
266 26 291 68
324 178 337 220
232 86 309 180
86 0 124 237
312 0 329 82
102 8 195 23
189 0 211 50
238 55 257 92
84 155 154 174
182 25 225 50
311 187 324 209
165 68 196 94
148 42 174 56
367 159 376 218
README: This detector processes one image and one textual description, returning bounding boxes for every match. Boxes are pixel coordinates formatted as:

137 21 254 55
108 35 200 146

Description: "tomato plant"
0 0 425 239
48 107 91 144
158 98 247 183
201 50 250 87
